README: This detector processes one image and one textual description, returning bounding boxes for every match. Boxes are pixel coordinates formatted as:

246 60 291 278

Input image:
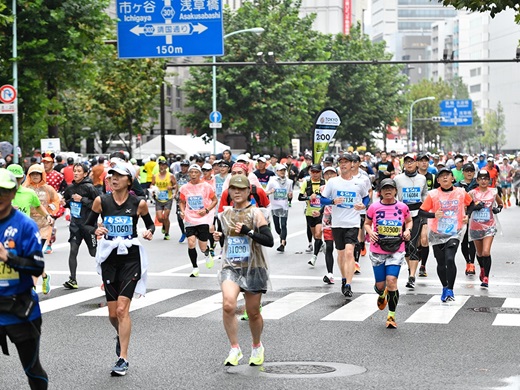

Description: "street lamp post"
408 96 435 152
212 27 264 154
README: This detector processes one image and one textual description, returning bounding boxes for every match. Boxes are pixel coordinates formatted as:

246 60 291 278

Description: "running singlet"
0 209 43 325
100 194 140 240
366 201 410 255
154 172 173 202
179 181 215 226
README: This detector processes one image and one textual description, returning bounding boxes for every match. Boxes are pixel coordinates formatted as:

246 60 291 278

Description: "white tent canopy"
136 135 230 159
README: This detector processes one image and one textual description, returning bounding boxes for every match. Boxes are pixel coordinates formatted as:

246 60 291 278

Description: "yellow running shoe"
42 274 51 295
249 343 265 366
377 288 388 310
224 347 243 366
386 316 397 329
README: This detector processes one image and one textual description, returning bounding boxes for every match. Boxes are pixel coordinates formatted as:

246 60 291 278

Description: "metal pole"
409 96 435 152
212 56 216 154
12 0 19 163
160 83 165 156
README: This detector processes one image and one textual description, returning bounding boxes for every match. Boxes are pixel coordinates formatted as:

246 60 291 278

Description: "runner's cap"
7 164 24 178
229 175 250 189
0 168 18 189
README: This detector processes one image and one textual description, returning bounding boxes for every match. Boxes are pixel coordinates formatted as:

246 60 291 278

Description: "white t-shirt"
394 173 428 217
352 171 372 216
321 175 369 228
266 177 293 211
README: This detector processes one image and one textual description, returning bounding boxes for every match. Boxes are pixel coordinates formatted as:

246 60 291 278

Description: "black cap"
477 169 490 178
417 153 429 161
338 154 354 162
379 178 397 189
437 167 453 176
351 154 361 162
324 156 334 163
180 159 190 166
462 163 475 172
309 164 322 171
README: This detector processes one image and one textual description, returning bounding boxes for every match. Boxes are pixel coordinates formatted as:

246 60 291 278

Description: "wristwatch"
205 208 210 214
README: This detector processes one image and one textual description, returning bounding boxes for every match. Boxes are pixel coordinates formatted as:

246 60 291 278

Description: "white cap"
275 163 287 171
323 166 338 174
257 157 267 163
455 158 463 163
236 154 249 162
188 164 202 172
467 156 474 162
202 163 212 170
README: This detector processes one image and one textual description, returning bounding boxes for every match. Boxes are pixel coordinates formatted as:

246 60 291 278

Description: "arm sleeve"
418 209 435 219
83 210 100 235
466 201 475 216
6 252 44 277
251 225 274 247
362 195 370 207
320 197 333 206
141 213 155 234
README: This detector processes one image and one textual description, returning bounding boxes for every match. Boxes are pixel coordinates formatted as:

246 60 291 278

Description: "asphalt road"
3 194 520 390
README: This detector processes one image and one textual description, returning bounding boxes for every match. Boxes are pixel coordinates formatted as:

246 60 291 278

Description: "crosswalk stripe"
77 289 193 317
493 298 520 326
405 295 470 324
40 287 105 314
158 292 240 318
262 292 328 320
321 294 379 322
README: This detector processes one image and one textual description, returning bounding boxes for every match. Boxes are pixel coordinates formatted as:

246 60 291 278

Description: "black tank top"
100 194 140 239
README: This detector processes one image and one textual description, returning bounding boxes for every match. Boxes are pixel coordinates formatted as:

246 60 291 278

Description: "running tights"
461 229 476 264
432 239 460 289
306 224 312 244
354 242 361 262
313 239 323 256
15 338 48 390
421 246 429 267
272 215 287 241
325 240 334 274
176 206 185 235
68 242 80 279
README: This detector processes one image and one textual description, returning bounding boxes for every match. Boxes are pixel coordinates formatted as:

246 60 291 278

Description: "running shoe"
386 316 397 329
323 274 335 285
42 274 51 295
249 343 265 366
445 289 455 302
360 247 367 256
190 268 199 277
305 244 313 253
178 233 186 243
206 253 214 269
224 347 243 366
115 335 120 357
277 244 285 253
441 286 449 302
508 199 512 207
308 255 317 267
341 283 353 298
465 263 475 275
481 276 489 288
418 266 427 277
377 288 388 310
354 262 361 274
111 358 129 376
63 278 78 289
164 234 170 240
405 276 415 289
44 245 53 254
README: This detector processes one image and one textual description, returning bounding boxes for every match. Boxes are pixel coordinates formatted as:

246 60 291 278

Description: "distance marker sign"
116 0 224 59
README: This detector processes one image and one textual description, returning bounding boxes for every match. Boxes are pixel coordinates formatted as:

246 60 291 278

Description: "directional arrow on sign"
130 22 208 37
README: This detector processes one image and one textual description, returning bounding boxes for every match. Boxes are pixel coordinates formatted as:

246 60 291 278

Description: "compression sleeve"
466 201 475 216
362 195 370 207
239 224 274 247
141 213 155 234
418 209 435 219
6 252 44 277
83 210 100 235
320 197 333 206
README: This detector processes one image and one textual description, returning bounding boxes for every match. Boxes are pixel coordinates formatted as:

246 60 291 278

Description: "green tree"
440 1 520 21
179 0 331 153
0 0 113 151
325 25 408 150
482 102 506 155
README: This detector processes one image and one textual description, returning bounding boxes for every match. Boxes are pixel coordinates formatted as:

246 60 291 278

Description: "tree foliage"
482 102 506 154
325 26 408 150
178 0 331 153
439 0 520 21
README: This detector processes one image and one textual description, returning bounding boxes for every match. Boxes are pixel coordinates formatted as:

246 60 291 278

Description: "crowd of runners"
0 147 515 386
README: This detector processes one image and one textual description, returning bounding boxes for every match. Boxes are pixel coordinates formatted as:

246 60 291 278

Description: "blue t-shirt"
0 209 43 325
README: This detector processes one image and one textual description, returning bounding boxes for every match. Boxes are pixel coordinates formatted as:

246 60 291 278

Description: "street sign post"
440 99 473 127
116 0 224 59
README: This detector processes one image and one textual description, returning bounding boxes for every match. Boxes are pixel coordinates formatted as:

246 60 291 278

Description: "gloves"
473 202 485 210
240 224 253 235
492 205 503 214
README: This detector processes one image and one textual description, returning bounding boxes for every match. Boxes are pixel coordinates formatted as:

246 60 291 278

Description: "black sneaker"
405 276 415 289
341 283 353 297
115 335 120 357
111 357 129 376
63 278 78 289
276 245 285 253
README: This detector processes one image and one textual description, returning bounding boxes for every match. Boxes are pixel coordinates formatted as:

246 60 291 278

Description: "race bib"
473 208 490 223
70 201 82 218
438 217 457 234
104 216 133 238
0 262 19 283
402 187 421 204
336 190 356 209
274 188 287 200
226 236 250 263
187 195 204 210
157 190 169 201
310 196 321 207
216 182 224 197
378 165 387 172
377 220 402 237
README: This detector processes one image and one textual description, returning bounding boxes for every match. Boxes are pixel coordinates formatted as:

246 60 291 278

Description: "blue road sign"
440 99 473 127
116 0 224 59
209 111 222 123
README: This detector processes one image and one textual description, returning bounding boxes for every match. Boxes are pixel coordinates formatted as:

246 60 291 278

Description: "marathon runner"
151 157 177 240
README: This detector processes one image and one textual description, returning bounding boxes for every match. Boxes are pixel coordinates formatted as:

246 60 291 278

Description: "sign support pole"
12 0 19 163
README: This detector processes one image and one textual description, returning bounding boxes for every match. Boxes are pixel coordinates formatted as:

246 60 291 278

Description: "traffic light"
431 117 445 122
